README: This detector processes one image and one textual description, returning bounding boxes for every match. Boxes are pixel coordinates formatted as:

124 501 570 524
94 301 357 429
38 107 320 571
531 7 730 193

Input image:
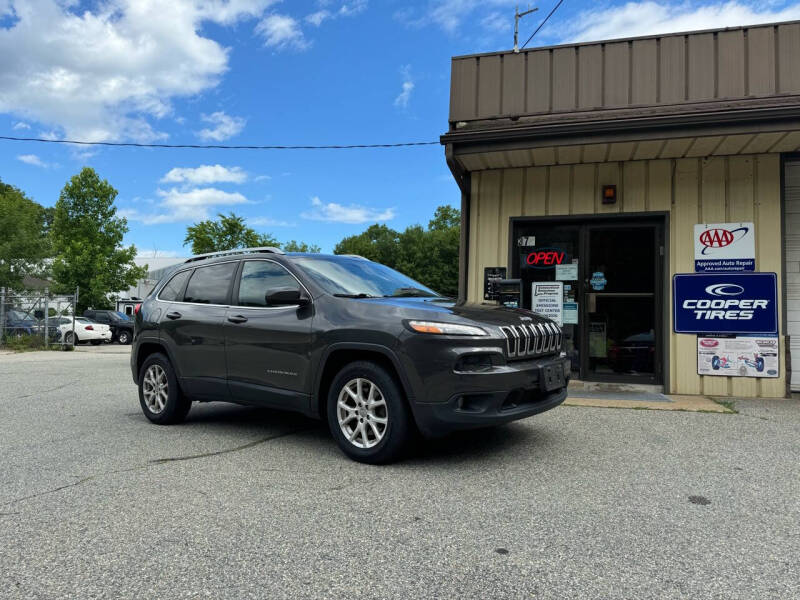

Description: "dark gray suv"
131 248 569 463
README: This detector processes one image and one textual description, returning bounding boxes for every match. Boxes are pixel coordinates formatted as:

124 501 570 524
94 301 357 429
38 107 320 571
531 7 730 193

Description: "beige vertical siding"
467 154 785 397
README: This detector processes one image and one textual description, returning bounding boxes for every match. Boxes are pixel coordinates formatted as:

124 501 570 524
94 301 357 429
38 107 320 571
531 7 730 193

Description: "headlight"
406 320 487 336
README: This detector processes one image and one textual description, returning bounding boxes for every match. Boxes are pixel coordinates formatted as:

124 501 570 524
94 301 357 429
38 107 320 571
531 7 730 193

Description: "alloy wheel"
142 364 168 414
337 378 388 449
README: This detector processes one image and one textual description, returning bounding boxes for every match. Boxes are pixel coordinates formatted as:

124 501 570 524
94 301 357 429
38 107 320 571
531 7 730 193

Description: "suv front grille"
499 322 562 359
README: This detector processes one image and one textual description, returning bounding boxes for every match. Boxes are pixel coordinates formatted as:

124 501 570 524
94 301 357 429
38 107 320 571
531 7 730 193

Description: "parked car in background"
83 310 134 344
607 331 655 374
3 310 37 337
55 317 112 345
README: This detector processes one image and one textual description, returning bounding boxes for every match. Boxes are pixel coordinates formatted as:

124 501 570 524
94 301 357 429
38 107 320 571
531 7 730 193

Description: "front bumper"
408 353 571 437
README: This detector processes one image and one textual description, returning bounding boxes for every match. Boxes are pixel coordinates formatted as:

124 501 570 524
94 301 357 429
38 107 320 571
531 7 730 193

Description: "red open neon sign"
526 249 566 267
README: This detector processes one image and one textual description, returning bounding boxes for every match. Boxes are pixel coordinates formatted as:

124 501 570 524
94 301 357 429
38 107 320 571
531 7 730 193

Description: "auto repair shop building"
442 22 800 398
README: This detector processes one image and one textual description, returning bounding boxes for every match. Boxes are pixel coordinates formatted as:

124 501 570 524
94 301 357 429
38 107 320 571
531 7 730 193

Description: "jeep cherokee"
131 247 569 463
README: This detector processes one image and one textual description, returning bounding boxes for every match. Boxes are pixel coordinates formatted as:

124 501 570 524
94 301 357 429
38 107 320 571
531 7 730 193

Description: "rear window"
159 270 191 302
184 263 237 305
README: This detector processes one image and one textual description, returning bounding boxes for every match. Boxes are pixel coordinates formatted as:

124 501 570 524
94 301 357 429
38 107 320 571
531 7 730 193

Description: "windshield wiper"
386 287 437 298
333 293 377 299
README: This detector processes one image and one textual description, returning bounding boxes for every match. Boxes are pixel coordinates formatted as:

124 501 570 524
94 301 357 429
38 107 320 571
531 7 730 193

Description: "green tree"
184 212 280 255
333 224 401 267
282 240 321 253
0 179 50 290
333 206 460 298
51 168 146 312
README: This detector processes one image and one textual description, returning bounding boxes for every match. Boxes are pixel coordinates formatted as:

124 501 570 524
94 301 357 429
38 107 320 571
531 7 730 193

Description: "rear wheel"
138 353 191 424
117 330 132 345
327 361 413 464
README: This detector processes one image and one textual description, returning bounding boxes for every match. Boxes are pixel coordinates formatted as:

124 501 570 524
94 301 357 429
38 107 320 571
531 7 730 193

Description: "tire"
326 361 413 464
138 352 191 425
65 331 77 345
117 330 132 345
756 357 765 372
711 356 720 370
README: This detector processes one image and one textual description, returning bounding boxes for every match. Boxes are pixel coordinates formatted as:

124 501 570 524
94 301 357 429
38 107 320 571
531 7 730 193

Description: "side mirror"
265 287 310 307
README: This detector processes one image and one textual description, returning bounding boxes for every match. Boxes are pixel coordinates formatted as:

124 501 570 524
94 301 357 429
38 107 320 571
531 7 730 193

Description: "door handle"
227 315 248 324
166 311 182 320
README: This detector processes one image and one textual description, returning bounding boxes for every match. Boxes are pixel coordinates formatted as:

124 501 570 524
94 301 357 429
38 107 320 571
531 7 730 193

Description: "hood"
351 297 554 327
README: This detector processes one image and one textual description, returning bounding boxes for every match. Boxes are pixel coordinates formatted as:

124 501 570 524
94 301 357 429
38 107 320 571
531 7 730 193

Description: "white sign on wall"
694 222 755 272
697 336 779 378
531 282 563 326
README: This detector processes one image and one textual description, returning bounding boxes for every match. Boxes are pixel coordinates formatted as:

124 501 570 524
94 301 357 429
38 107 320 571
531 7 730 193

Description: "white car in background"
56 317 112 345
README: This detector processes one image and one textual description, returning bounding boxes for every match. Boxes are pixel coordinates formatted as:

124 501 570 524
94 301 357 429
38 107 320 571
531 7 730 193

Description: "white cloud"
124 187 251 224
306 1 367 26
256 14 309 50
254 174 272 182
250 216 295 227
301 196 395 224
0 0 276 142
197 111 246 142
394 65 415 109
398 0 515 33
565 2 800 43
12 121 30 130
16 154 49 167
481 11 509 33
161 164 247 184
306 10 331 26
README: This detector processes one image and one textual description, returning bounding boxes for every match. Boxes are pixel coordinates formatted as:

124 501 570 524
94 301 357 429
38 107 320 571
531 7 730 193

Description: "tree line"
1 168 460 311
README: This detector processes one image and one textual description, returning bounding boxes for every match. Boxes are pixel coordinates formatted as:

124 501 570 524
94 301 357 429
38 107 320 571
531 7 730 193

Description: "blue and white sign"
694 223 755 272
673 273 778 335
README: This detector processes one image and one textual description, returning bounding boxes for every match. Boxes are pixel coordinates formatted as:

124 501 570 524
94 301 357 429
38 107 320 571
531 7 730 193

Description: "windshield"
113 311 131 321
7 310 34 322
293 256 440 298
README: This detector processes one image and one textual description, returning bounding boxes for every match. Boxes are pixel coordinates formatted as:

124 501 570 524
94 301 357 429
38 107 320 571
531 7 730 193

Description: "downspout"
445 143 470 304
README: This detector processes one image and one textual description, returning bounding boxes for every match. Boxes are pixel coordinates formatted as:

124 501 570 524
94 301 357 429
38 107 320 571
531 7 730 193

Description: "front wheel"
138 353 191 424
117 330 132 345
64 331 77 345
327 361 413 464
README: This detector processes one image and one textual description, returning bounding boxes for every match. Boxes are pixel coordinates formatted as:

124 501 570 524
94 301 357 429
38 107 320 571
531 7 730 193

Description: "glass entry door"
583 224 662 383
511 217 663 385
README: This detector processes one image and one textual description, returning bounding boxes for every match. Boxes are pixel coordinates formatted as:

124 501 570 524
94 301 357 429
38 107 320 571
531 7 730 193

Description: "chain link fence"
0 287 78 349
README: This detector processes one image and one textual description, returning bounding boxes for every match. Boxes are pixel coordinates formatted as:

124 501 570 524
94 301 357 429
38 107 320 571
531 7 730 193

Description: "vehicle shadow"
172 402 549 466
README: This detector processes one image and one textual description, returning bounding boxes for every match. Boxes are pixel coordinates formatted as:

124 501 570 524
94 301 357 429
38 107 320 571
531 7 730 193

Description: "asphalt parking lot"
1 350 798 599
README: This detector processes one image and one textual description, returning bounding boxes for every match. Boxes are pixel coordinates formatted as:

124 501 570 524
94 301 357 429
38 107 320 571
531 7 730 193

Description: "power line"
0 135 440 150
520 0 565 50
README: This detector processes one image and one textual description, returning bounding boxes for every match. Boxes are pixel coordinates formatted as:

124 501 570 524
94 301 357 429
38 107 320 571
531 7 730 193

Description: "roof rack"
183 247 285 264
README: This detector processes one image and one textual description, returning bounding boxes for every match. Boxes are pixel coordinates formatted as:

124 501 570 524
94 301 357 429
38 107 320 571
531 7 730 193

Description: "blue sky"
3 0 800 257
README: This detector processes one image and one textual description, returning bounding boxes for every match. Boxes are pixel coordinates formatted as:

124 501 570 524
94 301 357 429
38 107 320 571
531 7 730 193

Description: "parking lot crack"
148 427 311 464
3 427 310 507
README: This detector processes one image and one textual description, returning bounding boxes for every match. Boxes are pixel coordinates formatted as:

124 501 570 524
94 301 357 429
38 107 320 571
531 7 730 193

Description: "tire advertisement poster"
697 336 779 378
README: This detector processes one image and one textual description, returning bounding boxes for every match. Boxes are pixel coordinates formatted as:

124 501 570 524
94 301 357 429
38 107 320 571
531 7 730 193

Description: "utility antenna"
513 5 538 53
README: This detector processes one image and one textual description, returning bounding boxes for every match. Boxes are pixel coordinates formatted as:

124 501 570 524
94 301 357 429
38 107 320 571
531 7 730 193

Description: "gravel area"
1 350 798 599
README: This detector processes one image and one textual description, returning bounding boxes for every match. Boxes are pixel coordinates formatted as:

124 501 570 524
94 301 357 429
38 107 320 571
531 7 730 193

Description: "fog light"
455 354 494 373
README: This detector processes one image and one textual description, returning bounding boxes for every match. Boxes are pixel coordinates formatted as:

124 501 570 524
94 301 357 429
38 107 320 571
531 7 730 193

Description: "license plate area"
539 363 565 392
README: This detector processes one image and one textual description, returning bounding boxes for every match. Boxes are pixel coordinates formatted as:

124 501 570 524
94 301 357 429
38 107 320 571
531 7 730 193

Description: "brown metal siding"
449 23 800 123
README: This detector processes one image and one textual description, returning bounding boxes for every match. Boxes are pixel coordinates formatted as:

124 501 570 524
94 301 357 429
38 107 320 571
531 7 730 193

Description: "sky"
3 0 800 258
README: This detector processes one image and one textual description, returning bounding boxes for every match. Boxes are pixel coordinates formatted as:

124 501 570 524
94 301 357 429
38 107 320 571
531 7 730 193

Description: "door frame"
508 212 670 387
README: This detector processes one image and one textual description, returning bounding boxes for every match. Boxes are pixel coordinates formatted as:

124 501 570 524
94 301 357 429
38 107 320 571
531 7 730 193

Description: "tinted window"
238 261 300 307
94 313 110 323
184 263 236 305
159 270 191 302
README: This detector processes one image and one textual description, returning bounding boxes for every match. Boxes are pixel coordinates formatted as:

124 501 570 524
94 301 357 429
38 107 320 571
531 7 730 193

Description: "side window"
238 261 300 307
159 270 191 302
94 313 109 323
184 263 237 305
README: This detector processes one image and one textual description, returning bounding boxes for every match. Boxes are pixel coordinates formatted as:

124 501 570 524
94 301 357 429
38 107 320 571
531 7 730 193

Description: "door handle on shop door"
166 312 182 320
227 315 248 324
